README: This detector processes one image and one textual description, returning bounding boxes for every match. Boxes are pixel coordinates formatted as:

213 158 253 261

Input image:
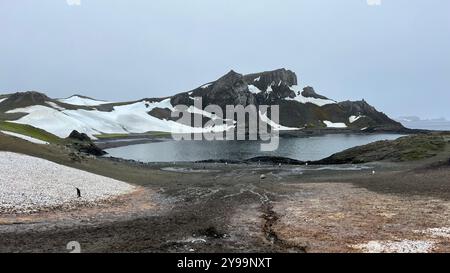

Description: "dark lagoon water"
105 133 404 162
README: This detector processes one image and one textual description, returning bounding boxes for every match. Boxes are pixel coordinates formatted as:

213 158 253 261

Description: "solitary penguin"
76 187 81 198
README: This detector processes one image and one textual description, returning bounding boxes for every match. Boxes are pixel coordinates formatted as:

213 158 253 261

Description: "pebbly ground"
0 133 449 253
0 151 135 214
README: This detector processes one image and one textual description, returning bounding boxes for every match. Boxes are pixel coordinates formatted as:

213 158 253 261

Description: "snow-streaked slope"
7 98 234 138
0 130 49 144
248 85 262 94
200 83 213 89
58 95 112 106
46 101 66 111
349 115 364 123
0 97 8 104
285 85 336 106
259 111 300 131
323 120 347 128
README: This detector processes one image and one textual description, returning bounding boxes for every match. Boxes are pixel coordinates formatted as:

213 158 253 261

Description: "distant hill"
396 116 450 131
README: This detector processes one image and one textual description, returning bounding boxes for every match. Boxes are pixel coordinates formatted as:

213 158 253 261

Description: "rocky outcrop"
0 91 51 111
313 133 448 164
68 130 91 142
338 100 404 130
244 68 297 90
301 86 329 100
205 70 256 108
157 68 403 131
66 130 106 156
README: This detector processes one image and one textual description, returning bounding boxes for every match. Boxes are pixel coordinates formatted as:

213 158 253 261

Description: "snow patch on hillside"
58 95 112 106
323 121 347 128
349 115 364 123
0 131 49 144
285 85 336 107
200 83 213 89
248 85 262 94
0 98 8 104
259 111 300 131
7 99 234 138
46 101 66 111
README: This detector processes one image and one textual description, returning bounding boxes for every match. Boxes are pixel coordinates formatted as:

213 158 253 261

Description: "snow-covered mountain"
0 68 404 139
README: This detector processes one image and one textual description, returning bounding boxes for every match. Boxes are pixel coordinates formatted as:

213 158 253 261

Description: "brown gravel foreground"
0 161 449 253
0 133 449 253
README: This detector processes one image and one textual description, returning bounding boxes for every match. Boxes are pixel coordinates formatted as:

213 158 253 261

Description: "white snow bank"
0 152 135 214
46 101 66 111
285 85 336 107
259 111 300 131
352 240 435 253
248 85 262 94
254 76 261 82
0 131 49 145
0 98 7 104
7 98 234 138
58 95 112 106
349 115 364 123
200 83 212 89
323 120 347 128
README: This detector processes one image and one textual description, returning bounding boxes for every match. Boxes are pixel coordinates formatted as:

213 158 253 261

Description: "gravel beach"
0 133 449 253
0 151 135 214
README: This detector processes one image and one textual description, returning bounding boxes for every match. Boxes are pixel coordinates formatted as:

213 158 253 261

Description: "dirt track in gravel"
0 159 449 253
1 133 449 253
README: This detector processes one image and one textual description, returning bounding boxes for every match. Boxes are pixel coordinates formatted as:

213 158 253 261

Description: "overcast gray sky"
0 0 449 119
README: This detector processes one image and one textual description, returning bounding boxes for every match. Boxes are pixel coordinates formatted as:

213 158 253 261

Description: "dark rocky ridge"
165 68 403 132
313 132 449 164
301 86 329 100
0 68 405 133
0 91 50 111
244 68 298 91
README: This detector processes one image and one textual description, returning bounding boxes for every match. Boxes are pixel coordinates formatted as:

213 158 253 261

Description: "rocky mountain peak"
0 91 51 111
244 68 297 91
301 86 329 100
206 70 254 107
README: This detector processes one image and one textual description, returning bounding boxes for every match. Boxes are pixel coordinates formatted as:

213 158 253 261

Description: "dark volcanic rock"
71 142 107 156
148 107 176 121
170 92 192 107
204 70 256 109
244 68 297 91
66 130 106 156
0 91 51 111
301 86 329 100
68 130 91 142
244 156 304 165
338 100 404 130
164 68 403 132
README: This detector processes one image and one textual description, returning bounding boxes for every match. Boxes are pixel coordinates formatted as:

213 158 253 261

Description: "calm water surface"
105 134 404 162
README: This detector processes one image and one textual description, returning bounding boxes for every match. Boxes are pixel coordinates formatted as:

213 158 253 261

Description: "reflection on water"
105 133 404 162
